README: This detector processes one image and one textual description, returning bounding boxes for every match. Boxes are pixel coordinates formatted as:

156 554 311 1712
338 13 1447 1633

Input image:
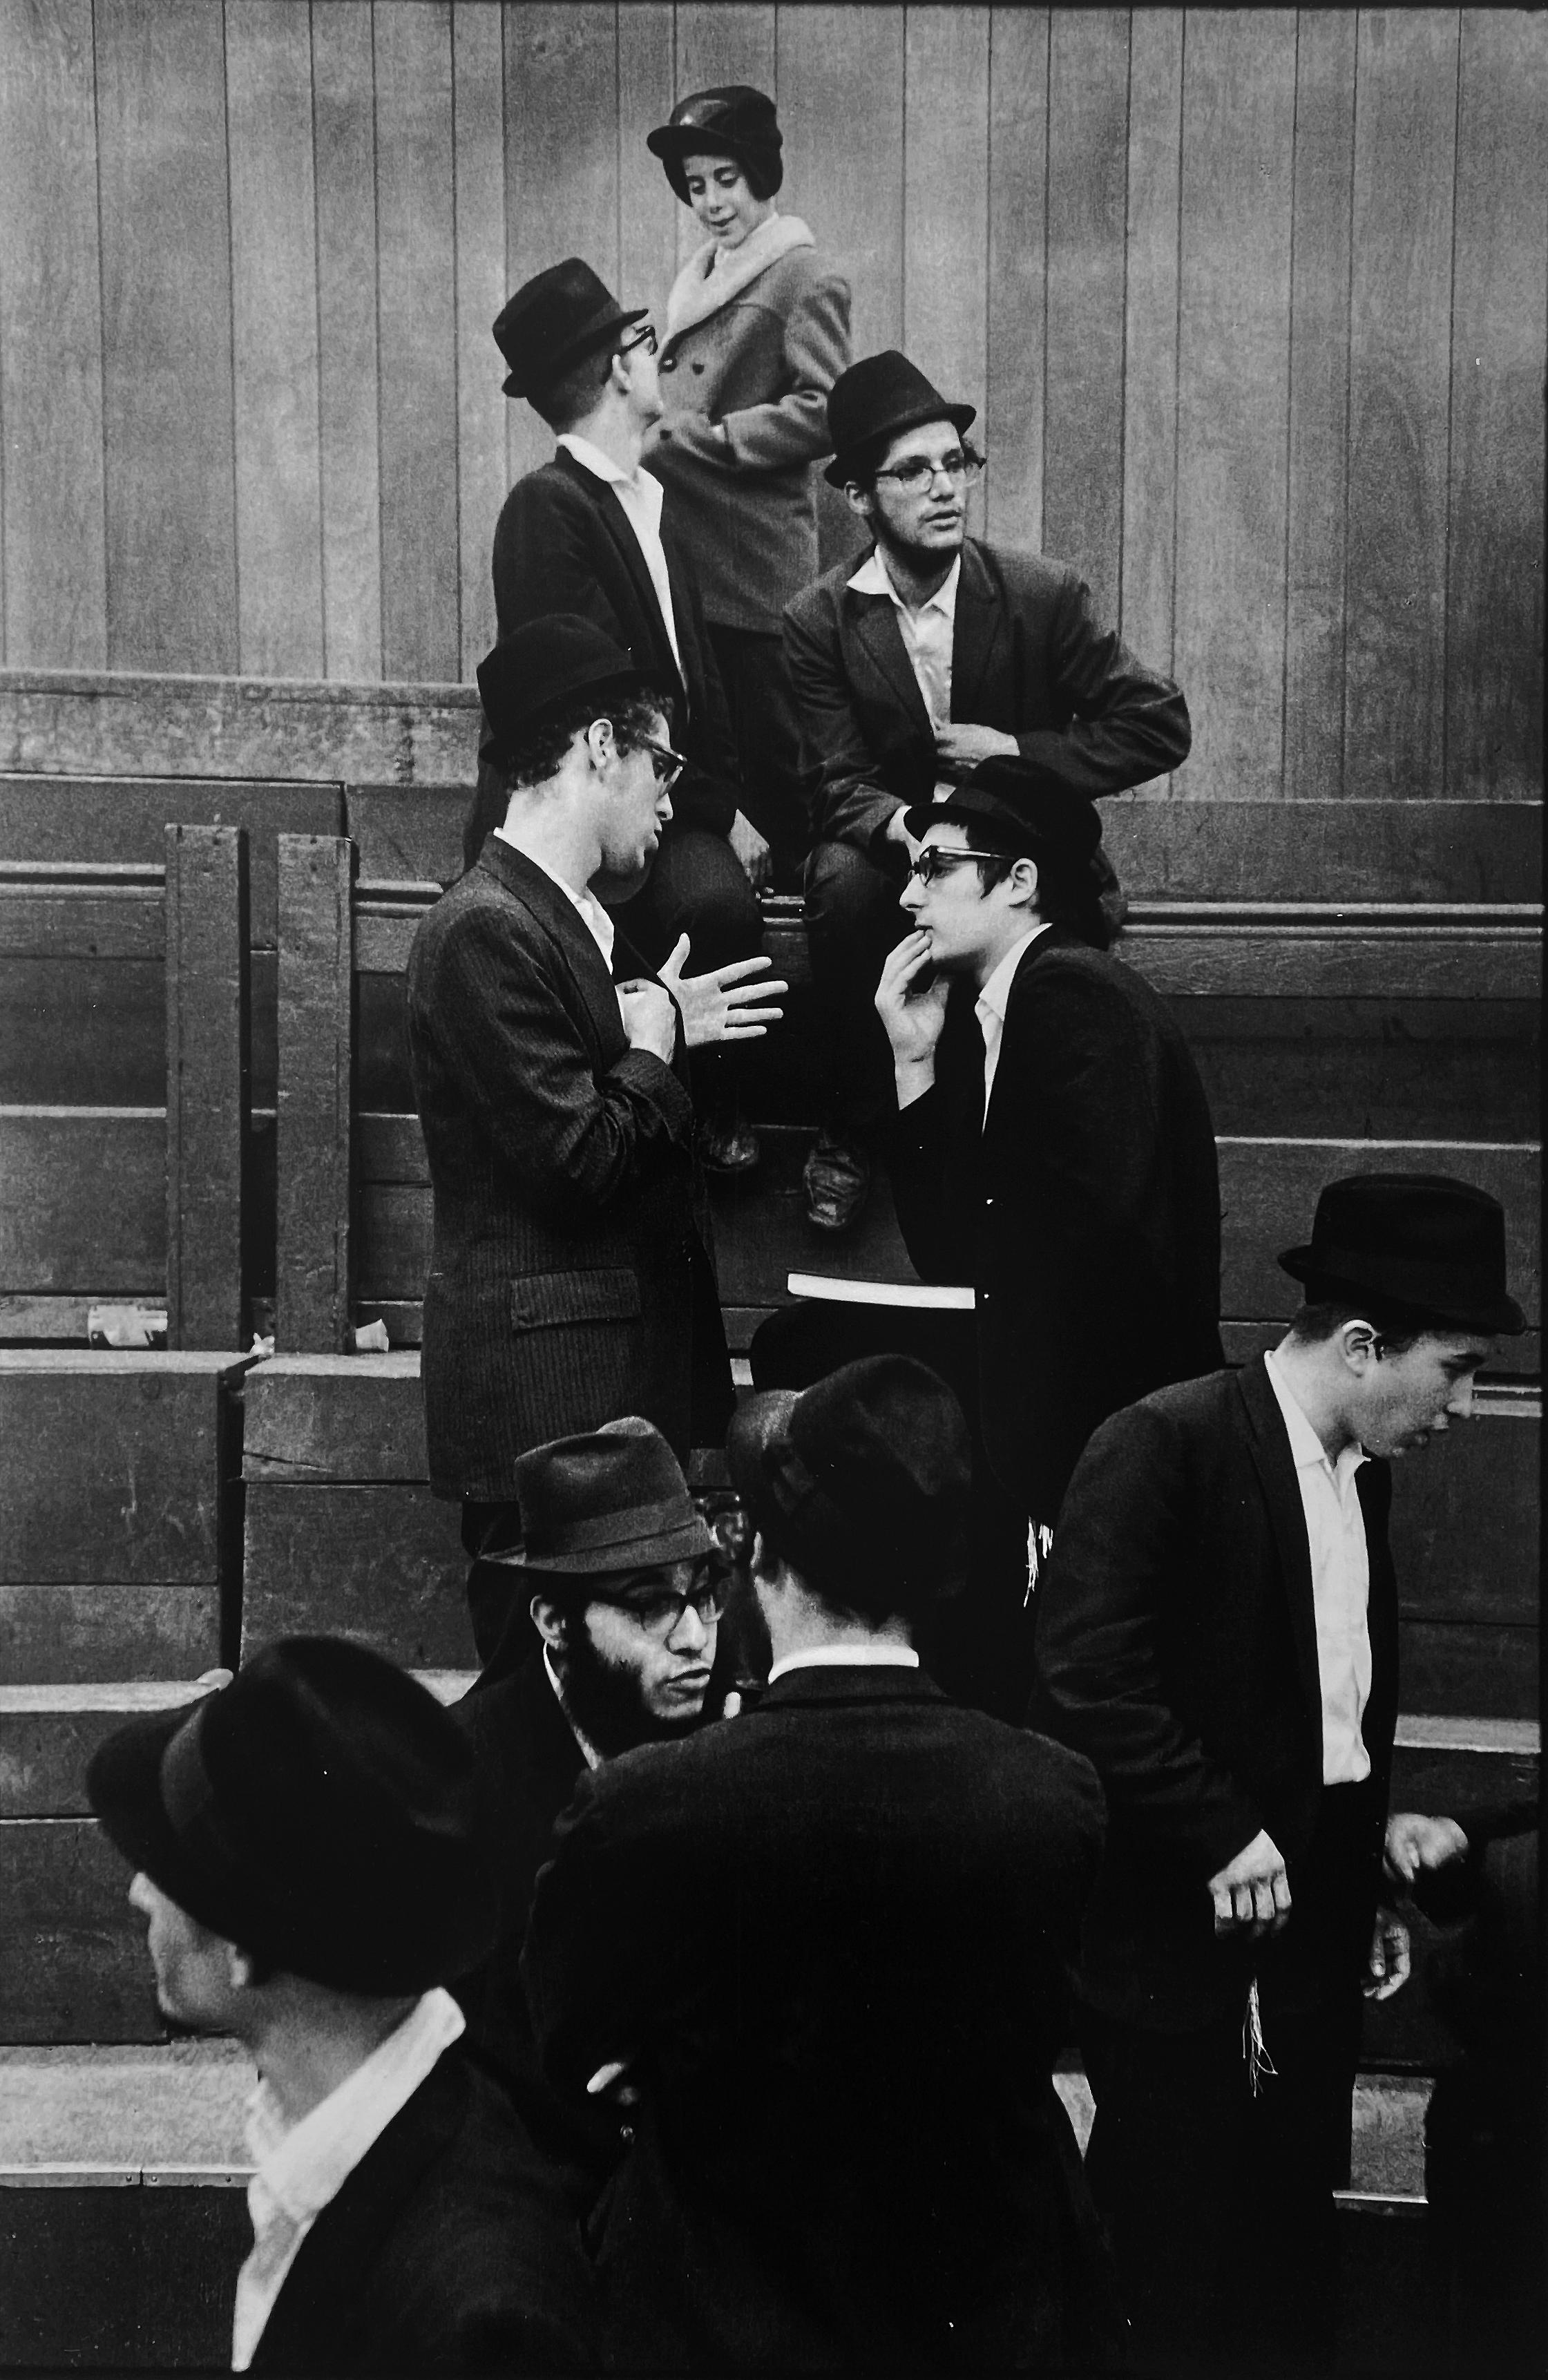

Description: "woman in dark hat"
644 86 852 891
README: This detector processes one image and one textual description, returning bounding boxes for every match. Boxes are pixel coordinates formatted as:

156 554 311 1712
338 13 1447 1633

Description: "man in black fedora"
86 1637 596 2374
1031 1172 1527 2372
872 763 1222 1715
783 348 1192 1232
490 256 774 1173
408 616 774 1663
522 1354 1121 2373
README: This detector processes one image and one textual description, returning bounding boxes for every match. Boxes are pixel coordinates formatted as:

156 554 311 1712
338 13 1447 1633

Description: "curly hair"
460 687 673 874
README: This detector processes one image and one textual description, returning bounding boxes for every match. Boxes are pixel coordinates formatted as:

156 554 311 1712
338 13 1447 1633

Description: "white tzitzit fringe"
1243 1978 1277 2096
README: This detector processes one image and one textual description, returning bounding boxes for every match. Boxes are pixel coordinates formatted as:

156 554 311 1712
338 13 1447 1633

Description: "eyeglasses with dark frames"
598 1570 729 1637
618 323 659 360
907 846 1007 886
635 734 687 791
872 444 985 493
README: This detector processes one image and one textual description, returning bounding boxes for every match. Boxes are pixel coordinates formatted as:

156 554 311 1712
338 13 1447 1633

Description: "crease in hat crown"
505 1414 714 1576
493 256 647 401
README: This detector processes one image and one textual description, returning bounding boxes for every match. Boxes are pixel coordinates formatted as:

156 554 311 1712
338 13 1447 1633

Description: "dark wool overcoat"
783 535 1192 851
888 924 1224 1525
405 837 732 1498
1032 1358 1400 2032
522 1665 1122 2373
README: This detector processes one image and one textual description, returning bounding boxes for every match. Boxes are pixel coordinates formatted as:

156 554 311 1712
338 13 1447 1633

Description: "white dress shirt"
557 432 685 688
231 1988 466 2370
1262 1349 1373 1786
492 828 615 971
766 1644 921 1684
848 548 960 803
975 924 1051 1123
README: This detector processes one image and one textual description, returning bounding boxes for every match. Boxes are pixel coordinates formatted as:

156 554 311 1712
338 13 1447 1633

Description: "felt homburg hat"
476 615 654 770
825 350 977 487
493 257 647 400
1278 1172 1525 1337
501 1416 714 1578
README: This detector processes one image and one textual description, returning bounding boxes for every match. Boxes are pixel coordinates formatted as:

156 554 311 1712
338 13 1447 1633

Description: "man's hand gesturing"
617 978 678 1066
658 935 786 1049
1206 1829 1291 1938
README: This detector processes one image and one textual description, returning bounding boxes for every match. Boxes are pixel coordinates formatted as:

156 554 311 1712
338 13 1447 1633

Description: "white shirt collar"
557 431 661 508
847 547 961 621
767 1644 921 1684
543 1644 604 1771
1263 1349 1368 1484
493 828 615 969
975 924 1051 1027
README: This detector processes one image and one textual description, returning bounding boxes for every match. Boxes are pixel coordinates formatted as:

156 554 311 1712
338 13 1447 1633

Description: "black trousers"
1082 1783 1378 2376
706 624 809 883
801 837 910 1136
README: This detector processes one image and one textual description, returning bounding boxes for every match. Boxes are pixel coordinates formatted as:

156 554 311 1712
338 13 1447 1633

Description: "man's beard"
558 1624 703 1760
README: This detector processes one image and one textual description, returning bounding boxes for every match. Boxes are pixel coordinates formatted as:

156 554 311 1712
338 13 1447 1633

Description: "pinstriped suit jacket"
405 838 732 1498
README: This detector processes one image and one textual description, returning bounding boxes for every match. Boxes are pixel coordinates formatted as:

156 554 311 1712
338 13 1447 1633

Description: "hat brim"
901 794 1033 850
825 398 977 488
497 1510 715 1578
502 303 649 400
87 1706 258 1949
479 663 658 770
1277 1247 1527 1337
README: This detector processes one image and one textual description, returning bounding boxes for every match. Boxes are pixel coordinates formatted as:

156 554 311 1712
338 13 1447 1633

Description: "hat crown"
825 351 977 485
475 613 649 759
1280 1170 1524 1335
510 1416 712 1574
491 256 643 399
667 83 778 142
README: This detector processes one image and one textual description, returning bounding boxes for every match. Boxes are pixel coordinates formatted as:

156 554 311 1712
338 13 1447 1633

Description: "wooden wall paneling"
164 826 249 1351
0 1819 163 2041
676 0 779 278
242 1482 470 1665
1042 8 1130 625
374 1 459 683
1173 10 1297 801
0 0 106 669
242 1352 429 1483
224 1 324 679
3 1682 213 1818
1390 1414 1540 1623
902 8 991 542
1344 10 1460 800
94 0 238 674
502 4 620 491
311 0 383 683
985 8 1048 555
1444 8 1548 802
618 2 678 319
1118 6 1183 685
0 1581 221 1685
1283 10 1357 803
0 1108 163 1295
452 0 507 681
1101 793 1542 903
275 836 352 1353
1398 1622 1539 1724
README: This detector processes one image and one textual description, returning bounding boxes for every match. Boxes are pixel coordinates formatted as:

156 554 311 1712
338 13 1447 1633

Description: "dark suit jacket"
783 536 1192 850
405 836 732 1497
523 1666 1119 2373
492 448 739 839
889 926 1223 1523
247 2046 597 2375
1032 1360 1399 2032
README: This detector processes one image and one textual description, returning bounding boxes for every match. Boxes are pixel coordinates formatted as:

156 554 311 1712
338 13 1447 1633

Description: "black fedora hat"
1279 1172 1525 1337
825 350 977 488
493 257 647 401
727 1353 971 1616
904 763 1103 869
86 1639 497 1994
504 1416 714 1579
647 86 783 204
476 615 656 767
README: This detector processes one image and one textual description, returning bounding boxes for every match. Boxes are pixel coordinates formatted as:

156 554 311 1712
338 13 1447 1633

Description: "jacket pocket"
510 1268 642 1332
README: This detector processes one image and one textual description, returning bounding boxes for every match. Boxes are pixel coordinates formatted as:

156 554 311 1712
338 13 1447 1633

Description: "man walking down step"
409 617 772 1664
784 349 1191 1234
1032 1173 1527 2374
490 257 772 1175
875 768 1222 1717
88 1638 597 2374
523 1355 1122 2373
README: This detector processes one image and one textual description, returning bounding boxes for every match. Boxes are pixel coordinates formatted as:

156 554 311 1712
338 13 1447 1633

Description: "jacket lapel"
1236 1358 1324 1755
475 840 624 1065
552 449 687 710
950 540 1006 722
847 578 934 741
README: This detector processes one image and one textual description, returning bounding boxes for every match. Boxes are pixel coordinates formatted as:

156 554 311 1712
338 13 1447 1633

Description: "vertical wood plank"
452 0 506 681
1284 9 1357 803
166 826 249 1353
95 0 238 673
502 4 620 493
986 8 1048 555
374 0 459 682
1173 11 1297 799
618 3 678 317
1120 8 1183 678
1043 8 1129 622
276 835 352 1355
903 8 991 542
0 0 107 669
1445 8 1547 801
1344 8 1460 800
312 0 383 683
226 0 324 679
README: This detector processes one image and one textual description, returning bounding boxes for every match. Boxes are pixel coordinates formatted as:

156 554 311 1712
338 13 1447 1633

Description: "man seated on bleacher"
783 349 1191 1235
491 256 772 1176
86 1638 598 2374
1032 1172 1527 2374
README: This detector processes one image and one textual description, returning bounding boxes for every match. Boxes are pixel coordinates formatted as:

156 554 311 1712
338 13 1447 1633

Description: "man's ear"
1007 856 1040 912
530 1593 568 1653
1336 1319 1381 1376
843 482 875 525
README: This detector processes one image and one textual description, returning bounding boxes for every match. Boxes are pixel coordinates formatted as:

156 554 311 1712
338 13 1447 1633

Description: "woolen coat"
1031 1358 1399 2033
405 837 732 1498
888 924 1223 1525
491 448 739 841
783 536 1192 851
522 1665 1121 2373
245 2046 598 2375
649 231 852 631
